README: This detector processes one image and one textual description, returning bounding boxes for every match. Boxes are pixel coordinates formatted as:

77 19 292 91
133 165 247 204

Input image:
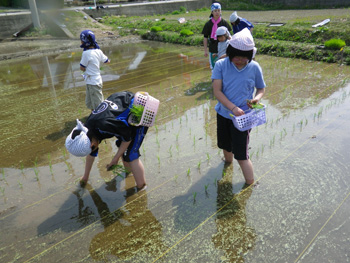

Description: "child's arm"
213 79 245 116
106 140 131 171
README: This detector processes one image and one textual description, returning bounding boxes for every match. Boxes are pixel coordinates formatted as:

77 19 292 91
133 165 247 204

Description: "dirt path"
0 9 142 62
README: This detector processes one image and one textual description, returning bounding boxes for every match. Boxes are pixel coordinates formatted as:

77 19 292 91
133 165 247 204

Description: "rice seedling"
156 136 160 147
206 153 210 161
34 168 39 181
197 160 201 170
187 168 191 176
213 178 217 186
204 184 209 193
250 151 255 160
157 155 160 165
62 148 67 159
174 174 179 182
18 181 23 189
33 158 39 181
47 154 54 175
193 191 197 203
168 145 173 157
0 187 5 196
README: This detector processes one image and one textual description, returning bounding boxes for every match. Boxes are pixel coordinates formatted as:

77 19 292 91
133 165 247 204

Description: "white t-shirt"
80 49 109 85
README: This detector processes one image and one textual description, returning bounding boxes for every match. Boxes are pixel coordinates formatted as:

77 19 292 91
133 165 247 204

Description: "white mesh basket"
128 92 159 127
231 105 266 131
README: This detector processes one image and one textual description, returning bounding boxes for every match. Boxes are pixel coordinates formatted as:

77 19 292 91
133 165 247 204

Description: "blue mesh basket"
231 105 266 131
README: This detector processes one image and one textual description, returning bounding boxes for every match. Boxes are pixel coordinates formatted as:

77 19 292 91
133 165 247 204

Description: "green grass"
98 7 350 64
324 38 346 50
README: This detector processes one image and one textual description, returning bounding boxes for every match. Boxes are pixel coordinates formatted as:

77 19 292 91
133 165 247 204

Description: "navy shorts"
217 113 250 160
116 126 148 162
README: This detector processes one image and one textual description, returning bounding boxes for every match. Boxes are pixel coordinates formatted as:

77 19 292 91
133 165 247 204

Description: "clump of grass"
324 39 346 50
150 26 163 32
180 29 194 36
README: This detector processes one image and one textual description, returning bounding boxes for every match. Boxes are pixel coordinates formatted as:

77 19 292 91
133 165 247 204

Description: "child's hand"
106 160 119 171
232 107 245 116
247 99 264 109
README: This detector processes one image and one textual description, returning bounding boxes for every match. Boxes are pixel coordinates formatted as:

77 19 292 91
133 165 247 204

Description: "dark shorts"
116 126 148 162
217 113 250 160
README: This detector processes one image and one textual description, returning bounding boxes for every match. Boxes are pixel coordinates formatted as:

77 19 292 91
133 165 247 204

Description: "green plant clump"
324 39 346 50
130 104 144 123
150 26 163 32
180 29 194 36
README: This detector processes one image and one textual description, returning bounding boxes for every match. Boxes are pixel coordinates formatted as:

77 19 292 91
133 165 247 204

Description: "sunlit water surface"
0 41 350 263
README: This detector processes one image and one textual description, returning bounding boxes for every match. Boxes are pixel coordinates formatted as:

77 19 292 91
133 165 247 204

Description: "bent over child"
65 91 151 191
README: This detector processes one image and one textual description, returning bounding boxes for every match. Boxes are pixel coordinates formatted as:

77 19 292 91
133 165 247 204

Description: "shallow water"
1 41 350 262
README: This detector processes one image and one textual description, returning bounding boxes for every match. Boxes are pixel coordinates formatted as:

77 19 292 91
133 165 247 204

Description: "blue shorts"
116 126 148 162
217 113 250 160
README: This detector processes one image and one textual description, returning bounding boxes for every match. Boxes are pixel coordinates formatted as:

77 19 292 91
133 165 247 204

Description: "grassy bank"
101 7 350 65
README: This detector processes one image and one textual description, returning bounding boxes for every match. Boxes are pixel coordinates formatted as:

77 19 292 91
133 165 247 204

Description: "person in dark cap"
80 30 110 111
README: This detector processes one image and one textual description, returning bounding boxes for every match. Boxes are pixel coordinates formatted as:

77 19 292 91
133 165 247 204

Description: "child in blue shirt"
212 28 265 185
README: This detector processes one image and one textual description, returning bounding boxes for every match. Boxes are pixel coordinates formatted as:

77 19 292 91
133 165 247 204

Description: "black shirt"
202 18 232 53
85 91 136 143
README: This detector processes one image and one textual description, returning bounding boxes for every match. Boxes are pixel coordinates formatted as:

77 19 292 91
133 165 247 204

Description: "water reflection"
0 42 205 168
212 163 256 262
88 182 167 261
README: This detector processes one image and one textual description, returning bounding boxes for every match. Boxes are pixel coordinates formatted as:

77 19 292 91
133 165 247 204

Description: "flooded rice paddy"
1 41 350 262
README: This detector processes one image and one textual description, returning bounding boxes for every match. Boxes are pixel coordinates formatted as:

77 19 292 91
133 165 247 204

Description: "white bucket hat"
215 26 230 37
229 11 239 23
229 28 255 51
65 119 91 157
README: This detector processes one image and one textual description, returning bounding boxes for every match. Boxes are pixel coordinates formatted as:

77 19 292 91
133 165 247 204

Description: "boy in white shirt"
80 30 110 111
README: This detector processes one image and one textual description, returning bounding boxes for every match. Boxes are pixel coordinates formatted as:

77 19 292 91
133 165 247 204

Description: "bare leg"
237 159 254 185
128 158 146 188
223 149 234 163
122 160 132 176
81 155 95 184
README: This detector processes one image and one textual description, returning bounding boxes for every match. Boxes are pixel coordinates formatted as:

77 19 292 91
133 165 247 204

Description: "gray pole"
28 0 41 28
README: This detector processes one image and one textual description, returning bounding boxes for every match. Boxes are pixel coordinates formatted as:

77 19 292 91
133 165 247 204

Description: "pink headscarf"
211 17 221 40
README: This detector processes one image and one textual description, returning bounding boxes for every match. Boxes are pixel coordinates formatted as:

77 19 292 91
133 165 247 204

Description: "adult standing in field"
212 28 266 185
202 2 232 69
229 11 254 34
80 30 110 111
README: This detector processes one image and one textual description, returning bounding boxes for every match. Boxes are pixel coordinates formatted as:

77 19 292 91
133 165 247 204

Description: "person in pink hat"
212 28 266 185
201 2 232 69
